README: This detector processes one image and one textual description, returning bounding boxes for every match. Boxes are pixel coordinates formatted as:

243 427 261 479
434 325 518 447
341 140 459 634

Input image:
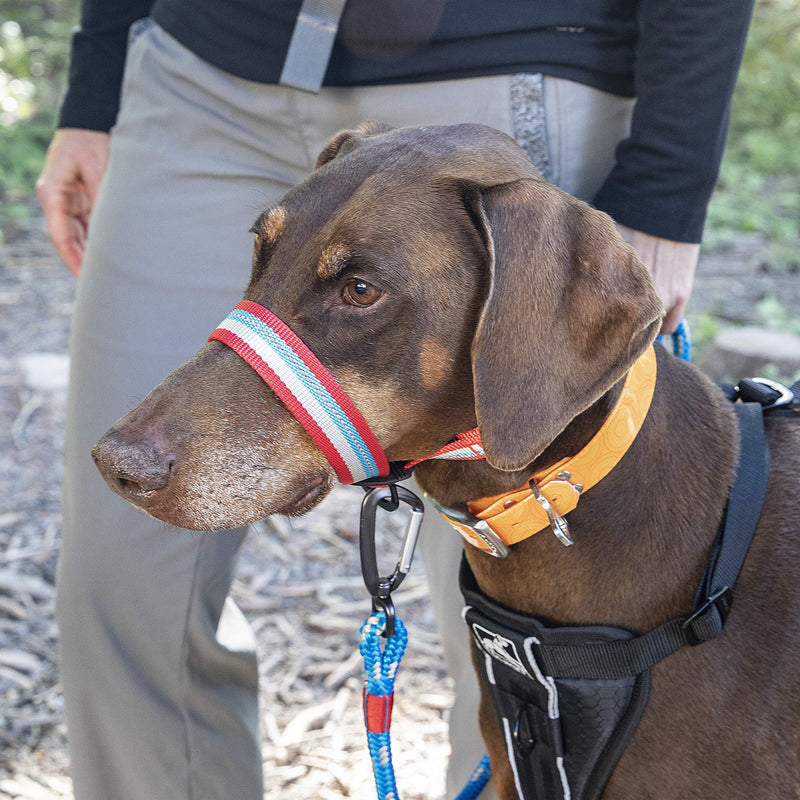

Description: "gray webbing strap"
280 0 348 93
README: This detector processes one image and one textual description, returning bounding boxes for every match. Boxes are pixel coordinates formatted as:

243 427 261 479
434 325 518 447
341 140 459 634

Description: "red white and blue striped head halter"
209 301 487 485
210 301 393 485
209 299 657 557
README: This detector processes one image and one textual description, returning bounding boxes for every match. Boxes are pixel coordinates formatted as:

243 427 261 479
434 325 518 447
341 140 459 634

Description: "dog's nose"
92 429 174 504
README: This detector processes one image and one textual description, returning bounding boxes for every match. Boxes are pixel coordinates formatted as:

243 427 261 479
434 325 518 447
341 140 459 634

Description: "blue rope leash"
359 611 492 800
454 753 492 800
656 316 692 362
360 612 407 800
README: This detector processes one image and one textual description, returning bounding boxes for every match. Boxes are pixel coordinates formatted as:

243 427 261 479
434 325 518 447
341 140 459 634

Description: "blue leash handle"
656 316 691 362
360 612 491 800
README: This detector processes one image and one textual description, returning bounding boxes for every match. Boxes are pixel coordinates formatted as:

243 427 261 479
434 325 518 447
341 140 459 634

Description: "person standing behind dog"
37 1 753 798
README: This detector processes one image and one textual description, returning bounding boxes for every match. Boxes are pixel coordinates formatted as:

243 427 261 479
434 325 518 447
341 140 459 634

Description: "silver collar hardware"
424 493 510 559
557 470 583 494
529 480 574 547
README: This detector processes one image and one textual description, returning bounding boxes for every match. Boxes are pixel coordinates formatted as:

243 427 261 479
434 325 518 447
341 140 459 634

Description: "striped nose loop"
209 301 390 485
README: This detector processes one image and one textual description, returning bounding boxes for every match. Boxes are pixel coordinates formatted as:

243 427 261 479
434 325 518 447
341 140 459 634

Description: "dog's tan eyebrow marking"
317 242 351 279
419 338 450 389
253 206 287 244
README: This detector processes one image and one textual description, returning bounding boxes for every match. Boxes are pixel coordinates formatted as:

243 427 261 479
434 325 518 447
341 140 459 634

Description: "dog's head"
92 122 663 529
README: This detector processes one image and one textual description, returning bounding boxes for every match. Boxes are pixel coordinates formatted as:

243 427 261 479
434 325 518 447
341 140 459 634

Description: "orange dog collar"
433 346 657 556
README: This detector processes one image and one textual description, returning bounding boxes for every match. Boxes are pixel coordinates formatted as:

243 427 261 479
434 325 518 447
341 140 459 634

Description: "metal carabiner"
359 485 424 637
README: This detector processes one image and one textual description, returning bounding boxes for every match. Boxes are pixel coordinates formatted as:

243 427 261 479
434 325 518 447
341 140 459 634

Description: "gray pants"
58 20 634 799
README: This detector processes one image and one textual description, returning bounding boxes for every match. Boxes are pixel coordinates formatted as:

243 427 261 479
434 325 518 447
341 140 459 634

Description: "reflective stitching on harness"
524 637 560 721
524 637 571 800
557 757 571 800
485 653 496 686
502 716 527 800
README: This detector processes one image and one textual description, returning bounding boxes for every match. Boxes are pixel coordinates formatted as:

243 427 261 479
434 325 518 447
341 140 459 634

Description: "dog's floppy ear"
315 120 394 169
469 180 664 471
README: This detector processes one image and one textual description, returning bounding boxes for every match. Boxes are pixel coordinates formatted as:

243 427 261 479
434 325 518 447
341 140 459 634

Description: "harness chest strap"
438 345 657 553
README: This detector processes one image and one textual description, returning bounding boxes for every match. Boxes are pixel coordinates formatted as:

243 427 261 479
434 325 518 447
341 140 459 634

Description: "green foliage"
0 1 78 122
705 0 800 269
0 115 54 188
756 295 800 335
0 1 78 236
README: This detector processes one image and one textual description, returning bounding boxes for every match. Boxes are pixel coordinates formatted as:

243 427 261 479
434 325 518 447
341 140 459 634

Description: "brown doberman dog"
92 123 800 799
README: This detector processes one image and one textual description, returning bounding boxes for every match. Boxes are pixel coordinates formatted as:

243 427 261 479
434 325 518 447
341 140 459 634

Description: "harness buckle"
681 586 733 646
359 486 424 637
529 481 574 547
736 377 794 411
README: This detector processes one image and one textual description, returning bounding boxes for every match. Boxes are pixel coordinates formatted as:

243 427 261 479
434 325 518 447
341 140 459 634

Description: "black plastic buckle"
682 586 733 646
736 377 794 411
354 461 416 489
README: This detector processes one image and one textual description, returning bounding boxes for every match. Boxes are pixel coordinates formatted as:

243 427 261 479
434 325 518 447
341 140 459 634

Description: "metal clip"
529 481 574 547
423 494 509 558
359 485 424 637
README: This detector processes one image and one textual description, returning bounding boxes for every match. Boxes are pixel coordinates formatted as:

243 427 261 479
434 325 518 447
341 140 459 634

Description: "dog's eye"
343 279 382 307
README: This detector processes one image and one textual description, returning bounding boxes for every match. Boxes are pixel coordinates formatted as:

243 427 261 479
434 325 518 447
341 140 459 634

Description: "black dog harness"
461 379 798 800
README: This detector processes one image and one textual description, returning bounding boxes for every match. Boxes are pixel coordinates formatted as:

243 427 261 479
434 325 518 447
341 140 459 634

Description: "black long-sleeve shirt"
58 0 754 243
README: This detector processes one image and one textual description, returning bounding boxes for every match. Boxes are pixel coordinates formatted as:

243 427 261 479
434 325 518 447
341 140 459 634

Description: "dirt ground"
0 205 798 800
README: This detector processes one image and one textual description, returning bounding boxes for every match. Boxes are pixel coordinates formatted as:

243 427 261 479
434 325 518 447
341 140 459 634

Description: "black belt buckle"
682 586 734 646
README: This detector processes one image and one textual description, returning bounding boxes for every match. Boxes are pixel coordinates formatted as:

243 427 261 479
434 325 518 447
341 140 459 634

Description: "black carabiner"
359 485 424 637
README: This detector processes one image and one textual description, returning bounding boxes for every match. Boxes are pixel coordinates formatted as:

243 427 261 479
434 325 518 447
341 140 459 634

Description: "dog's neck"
415 348 740 631
415 375 625 509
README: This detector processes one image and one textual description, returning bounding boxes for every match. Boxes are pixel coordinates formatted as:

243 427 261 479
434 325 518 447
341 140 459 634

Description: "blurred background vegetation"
0 0 78 235
1 0 799 262
705 0 800 273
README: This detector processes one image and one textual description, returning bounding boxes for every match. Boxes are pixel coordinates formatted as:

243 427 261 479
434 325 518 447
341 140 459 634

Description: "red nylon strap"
404 428 484 470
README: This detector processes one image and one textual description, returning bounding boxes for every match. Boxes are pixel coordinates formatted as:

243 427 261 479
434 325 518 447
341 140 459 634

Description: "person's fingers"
37 180 89 276
615 223 699 336
661 298 686 335
36 129 110 276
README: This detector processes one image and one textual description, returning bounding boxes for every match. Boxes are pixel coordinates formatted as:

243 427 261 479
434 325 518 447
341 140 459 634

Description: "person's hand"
36 128 110 277
616 223 700 334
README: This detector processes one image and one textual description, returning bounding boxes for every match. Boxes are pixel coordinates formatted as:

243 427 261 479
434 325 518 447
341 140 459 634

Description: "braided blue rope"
656 316 692 362
360 612 408 800
454 753 492 800
359 612 492 800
